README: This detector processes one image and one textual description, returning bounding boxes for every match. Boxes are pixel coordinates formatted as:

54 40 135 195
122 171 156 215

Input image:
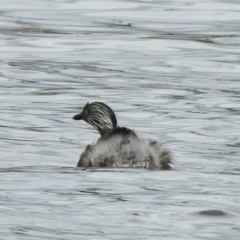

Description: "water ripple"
0 0 240 239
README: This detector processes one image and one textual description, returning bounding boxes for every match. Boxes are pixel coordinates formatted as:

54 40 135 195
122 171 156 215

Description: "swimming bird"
73 102 172 170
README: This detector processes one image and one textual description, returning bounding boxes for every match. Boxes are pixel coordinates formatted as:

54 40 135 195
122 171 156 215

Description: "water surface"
0 0 240 239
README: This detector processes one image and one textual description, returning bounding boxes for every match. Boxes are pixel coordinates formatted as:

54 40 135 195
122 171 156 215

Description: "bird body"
73 102 172 170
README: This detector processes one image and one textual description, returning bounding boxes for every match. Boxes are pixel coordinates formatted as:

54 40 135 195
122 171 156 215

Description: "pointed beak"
72 112 84 120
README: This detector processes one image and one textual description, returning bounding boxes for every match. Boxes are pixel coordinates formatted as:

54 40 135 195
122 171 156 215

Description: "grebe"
73 102 172 170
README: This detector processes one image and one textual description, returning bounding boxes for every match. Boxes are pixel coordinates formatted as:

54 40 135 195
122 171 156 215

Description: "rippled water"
1 0 240 239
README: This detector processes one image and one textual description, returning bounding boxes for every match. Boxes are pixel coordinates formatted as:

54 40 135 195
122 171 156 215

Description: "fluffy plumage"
73 102 172 170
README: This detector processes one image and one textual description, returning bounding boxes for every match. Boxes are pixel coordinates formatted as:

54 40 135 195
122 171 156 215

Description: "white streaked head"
73 102 118 136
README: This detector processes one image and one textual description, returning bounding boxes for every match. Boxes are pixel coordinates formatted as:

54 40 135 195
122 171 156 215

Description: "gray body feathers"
78 128 172 170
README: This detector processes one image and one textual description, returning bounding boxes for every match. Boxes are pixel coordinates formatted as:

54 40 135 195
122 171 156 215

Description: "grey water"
0 0 240 239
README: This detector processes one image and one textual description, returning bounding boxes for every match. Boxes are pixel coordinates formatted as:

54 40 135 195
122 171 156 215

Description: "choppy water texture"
0 0 240 239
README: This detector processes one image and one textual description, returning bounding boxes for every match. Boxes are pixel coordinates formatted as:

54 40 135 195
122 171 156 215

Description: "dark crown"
73 102 118 136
